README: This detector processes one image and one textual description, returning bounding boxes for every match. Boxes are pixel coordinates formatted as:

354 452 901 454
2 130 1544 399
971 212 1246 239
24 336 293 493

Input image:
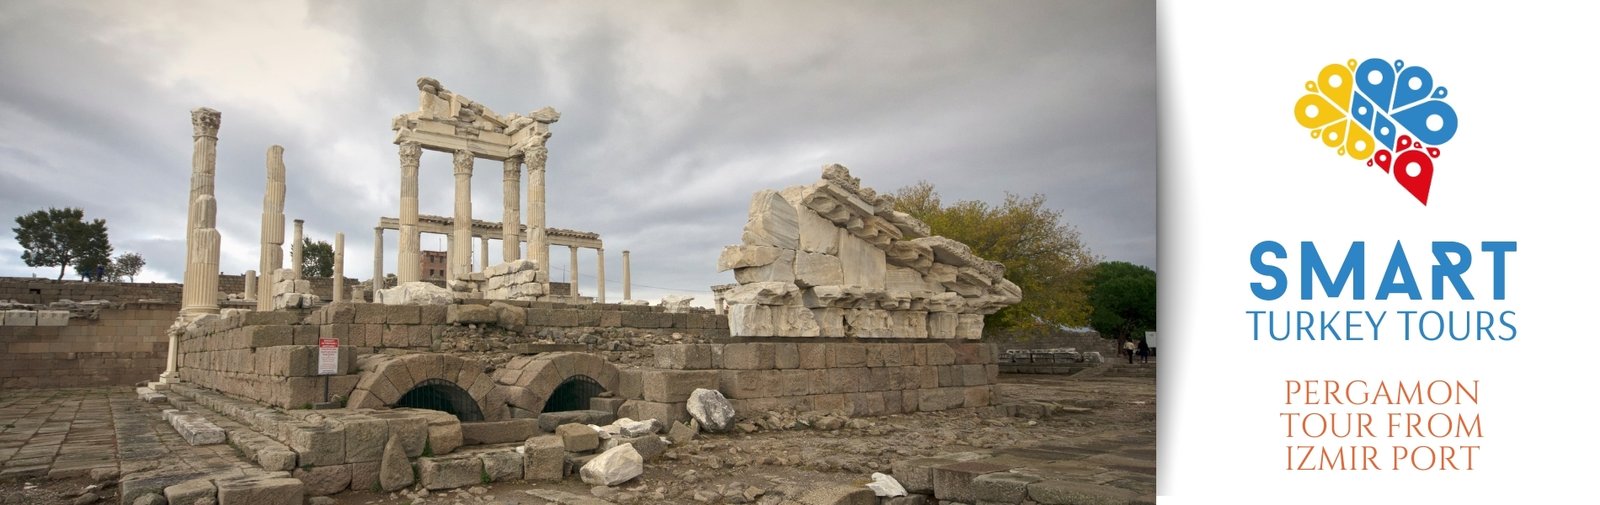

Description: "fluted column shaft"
333 233 345 303
596 248 606 304
291 219 305 279
179 107 221 325
398 142 422 283
372 227 384 291
622 250 631 301
243 270 257 301
524 141 549 294
502 157 521 263
258 145 286 310
568 245 579 301
452 149 473 280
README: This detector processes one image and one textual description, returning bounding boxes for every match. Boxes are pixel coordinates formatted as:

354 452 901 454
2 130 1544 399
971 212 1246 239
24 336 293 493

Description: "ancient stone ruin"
1 77 1032 503
719 164 1023 339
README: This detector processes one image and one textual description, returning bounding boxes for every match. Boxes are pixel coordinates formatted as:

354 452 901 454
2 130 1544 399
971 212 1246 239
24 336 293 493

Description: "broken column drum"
257 145 287 310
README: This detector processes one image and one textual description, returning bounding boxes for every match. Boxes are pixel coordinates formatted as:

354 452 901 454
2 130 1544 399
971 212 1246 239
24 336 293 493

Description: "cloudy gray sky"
0 0 1154 304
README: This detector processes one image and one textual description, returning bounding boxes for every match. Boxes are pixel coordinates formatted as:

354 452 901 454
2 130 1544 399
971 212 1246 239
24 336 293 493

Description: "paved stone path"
0 388 120 481
0 387 257 484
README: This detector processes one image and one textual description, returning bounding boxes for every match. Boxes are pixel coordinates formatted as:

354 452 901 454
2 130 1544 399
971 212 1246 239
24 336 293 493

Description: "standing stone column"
523 137 550 294
257 145 287 311
243 270 257 301
178 107 221 323
291 219 305 279
398 142 422 283
372 227 384 291
180 200 220 313
333 232 345 303
446 234 456 280
568 245 580 301
502 156 521 263
452 149 473 280
622 250 632 301
479 236 489 273
596 248 606 304
170 196 220 383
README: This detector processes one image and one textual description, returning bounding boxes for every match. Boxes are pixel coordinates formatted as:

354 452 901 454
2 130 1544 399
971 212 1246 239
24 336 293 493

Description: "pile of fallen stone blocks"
272 268 322 309
719 164 1022 338
447 271 486 298
483 259 546 301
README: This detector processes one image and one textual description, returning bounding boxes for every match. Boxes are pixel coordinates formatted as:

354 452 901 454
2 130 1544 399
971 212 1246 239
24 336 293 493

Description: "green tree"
12 207 112 281
1086 261 1157 342
110 252 146 282
301 237 334 278
892 182 1099 332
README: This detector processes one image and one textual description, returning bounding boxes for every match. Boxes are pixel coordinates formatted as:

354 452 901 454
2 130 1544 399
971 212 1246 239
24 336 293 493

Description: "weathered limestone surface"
720 165 1022 338
163 410 225 445
258 145 287 310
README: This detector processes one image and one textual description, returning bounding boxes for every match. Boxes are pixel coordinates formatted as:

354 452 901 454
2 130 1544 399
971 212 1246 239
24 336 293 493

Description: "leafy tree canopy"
1086 261 1157 342
12 207 111 281
111 252 146 282
301 238 335 278
892 182 1099 332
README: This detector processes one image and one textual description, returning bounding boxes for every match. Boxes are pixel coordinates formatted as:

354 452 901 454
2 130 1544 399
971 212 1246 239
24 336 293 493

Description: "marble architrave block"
741 190 799 249
732 249 796 284
838 231 886 290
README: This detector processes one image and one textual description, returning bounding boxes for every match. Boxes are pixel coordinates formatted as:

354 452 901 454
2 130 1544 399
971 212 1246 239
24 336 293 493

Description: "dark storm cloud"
0 0 1154 303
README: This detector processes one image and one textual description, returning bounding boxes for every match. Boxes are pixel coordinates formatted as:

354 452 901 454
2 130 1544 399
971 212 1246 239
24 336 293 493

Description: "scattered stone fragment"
866 472 907 497
379 435 414 492
579 444 644 486
667 420 698 444
557 423 601 452
687 388 735 432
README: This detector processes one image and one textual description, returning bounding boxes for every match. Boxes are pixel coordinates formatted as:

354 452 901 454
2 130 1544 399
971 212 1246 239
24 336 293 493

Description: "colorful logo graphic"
1294 59 1458 205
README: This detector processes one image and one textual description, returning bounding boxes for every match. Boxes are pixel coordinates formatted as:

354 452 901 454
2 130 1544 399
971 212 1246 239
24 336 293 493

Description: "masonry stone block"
933 460 1012 502
418 456 483 491
798 343 828 369
640 369 721 403
479 450 523 482
556 423 600 452
721 343 776 370
719 369 781 399
214 476 303 505
830 343 867 368
973 471 1042 503
293 464 352 496
523 435 565 481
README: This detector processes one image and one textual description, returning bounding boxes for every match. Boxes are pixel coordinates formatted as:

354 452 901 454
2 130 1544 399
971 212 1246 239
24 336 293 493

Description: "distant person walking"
1137 339 1150 364
1123 339 1136 364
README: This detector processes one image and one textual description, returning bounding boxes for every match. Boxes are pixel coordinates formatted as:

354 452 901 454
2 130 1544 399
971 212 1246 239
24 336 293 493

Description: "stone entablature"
720 165 1023 339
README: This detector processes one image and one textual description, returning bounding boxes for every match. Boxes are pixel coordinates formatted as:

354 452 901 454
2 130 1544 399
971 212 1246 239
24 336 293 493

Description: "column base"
157 372 182 386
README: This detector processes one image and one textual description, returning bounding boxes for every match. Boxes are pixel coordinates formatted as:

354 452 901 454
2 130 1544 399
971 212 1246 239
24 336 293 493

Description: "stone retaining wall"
177 300 727 409
615 341 998 423
0 303 177 388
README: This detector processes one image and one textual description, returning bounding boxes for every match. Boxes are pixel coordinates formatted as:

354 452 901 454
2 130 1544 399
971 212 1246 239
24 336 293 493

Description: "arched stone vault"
346 353 508 421
492 352 619 414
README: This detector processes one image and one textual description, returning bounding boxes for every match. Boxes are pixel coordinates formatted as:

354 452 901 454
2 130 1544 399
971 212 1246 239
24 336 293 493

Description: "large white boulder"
579 444 643 486
377 282 453 305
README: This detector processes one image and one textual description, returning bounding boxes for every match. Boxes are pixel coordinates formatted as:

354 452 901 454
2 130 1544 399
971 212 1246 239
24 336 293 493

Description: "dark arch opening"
395 378 485 421
542 375 606 413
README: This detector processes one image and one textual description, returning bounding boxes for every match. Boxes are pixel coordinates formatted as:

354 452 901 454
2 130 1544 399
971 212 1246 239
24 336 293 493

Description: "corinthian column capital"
399 141 422 165
191 107 221 138
453 149 474 175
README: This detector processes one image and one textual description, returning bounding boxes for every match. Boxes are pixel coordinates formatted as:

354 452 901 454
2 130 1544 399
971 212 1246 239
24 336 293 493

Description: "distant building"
421 250 447 281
